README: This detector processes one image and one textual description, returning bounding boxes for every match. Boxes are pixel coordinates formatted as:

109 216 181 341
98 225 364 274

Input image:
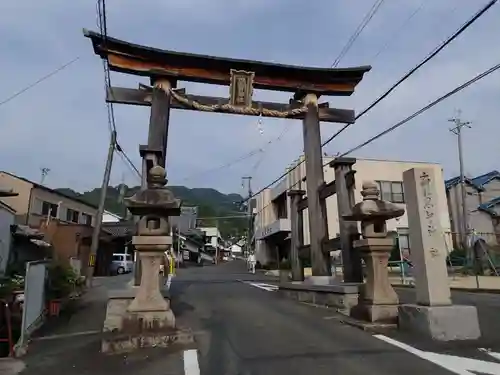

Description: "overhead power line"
321 0 497 149
180 120 293 182
252 60 500 215
371 0 427 62
0 57 81 108
337 61 500 157
331 0 387 68
245 0 498 204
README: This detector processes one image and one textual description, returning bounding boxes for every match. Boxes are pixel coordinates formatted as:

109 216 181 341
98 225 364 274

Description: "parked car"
111 253 133 275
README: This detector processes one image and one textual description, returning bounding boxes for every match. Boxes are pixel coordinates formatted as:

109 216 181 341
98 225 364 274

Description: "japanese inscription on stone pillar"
229 69 254 108
420 171 439 257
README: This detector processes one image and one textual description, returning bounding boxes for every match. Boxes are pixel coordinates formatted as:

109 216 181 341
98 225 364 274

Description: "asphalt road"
14 263 500 375
170 261 471 375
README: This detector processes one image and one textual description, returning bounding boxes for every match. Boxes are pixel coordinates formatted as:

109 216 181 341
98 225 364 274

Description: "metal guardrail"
16 260 49 352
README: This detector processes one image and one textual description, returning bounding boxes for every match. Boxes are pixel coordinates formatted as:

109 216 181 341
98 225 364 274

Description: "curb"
299 301 396 333
393 284 500 294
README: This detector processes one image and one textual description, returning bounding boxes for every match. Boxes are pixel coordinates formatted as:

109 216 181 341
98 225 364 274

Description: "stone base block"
101 289 190 354
351 303 398 323
303 276 342 285
398 304 481 341
279 282 360 315
102 328 194 354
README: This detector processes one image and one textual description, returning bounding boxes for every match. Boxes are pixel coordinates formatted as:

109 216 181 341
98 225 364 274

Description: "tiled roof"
472 170 500 188
478 196 500 217
102 222 135 237
444 176 482 191
11 224 45 239
445 170 500 191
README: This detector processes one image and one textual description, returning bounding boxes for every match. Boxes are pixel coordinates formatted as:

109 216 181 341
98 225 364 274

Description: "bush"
46 263 78 300
0 275 25 300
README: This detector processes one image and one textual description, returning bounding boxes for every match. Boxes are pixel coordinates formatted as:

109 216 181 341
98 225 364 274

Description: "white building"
198 227 222 248
230 244 243 255
253 156 451 265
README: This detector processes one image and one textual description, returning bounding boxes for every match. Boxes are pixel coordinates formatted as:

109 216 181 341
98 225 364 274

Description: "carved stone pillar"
343 181 404 323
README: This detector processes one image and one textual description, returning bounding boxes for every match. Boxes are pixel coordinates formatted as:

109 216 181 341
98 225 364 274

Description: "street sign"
375 334 500 375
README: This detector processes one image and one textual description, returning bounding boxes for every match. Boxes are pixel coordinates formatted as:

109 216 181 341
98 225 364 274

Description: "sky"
0 0 499 196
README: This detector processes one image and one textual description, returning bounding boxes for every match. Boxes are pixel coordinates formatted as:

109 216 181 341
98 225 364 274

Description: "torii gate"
83 28 370 289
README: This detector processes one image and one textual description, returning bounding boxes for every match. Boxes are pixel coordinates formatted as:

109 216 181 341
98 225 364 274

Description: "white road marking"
165 274 173 290
183 349 200 375
239 280 279 292
375 334 500 375
480 348 500 362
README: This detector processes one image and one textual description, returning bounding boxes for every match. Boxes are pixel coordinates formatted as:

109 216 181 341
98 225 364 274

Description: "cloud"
0 0 498 196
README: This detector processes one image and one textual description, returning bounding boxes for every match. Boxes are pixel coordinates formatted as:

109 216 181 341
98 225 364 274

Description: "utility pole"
215 218 219 264
40 167 50 185
242 176 253 257
448 110 472 250
87 130 116 287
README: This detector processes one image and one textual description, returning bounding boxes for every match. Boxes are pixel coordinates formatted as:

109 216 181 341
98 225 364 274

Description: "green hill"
55 185 247 238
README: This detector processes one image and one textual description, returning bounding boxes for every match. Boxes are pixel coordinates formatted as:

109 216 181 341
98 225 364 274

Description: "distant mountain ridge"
55 185 247 238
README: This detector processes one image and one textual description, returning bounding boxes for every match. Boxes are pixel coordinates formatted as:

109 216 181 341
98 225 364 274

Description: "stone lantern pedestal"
343 181 405 324
352 237 399 323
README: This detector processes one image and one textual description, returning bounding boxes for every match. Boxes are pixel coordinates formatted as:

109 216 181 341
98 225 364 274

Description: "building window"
377 181 405 203
398 234 410 251
41 201 58 218
66 208 80 223
82 213 92 226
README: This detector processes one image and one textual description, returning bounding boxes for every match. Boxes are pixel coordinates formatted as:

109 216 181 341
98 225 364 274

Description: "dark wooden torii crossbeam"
83 28 371 280
106 86 356 123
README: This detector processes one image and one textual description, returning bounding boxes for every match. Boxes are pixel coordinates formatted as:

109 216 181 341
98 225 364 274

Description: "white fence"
16 260 49 351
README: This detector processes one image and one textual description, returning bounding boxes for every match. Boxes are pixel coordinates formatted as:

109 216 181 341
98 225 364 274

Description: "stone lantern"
124 164 181 324
343 181 404 323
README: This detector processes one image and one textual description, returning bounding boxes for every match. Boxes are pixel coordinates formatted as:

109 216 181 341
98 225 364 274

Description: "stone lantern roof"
343 181 404 222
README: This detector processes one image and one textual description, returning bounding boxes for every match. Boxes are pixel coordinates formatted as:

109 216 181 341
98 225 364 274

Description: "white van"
111 253 133 274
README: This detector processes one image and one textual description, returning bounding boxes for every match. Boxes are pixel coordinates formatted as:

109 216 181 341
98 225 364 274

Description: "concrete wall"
0 204 15 274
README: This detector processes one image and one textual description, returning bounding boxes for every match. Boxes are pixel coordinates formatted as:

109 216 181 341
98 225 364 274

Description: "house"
230 243 243 256
198 226 225 260
0 171 98 228
170 206 198 233
445 170 500 247
198 227 222 248
0 188 52 274
0 201 16 274
253 156 451 266
40 220 113 276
